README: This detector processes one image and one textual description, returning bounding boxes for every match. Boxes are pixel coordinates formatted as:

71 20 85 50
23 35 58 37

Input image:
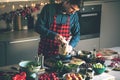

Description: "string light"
0 4 6 9
12 4 15 11
0 0 50 21
19 4 24 8
6 0 9 3
31 3 35 7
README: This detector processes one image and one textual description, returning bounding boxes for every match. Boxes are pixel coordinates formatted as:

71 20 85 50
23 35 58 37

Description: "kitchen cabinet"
6 38 40 65
100 1 120 48
0 42 6 66
75 37 100 51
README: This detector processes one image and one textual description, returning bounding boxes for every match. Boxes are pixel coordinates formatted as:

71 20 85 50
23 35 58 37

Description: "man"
35 0 82 57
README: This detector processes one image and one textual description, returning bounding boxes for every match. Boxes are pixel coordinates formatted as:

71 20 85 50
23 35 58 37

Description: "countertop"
0 30 40 42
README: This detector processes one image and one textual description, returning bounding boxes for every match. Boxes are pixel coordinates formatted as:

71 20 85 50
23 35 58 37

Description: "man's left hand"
66 45 73 54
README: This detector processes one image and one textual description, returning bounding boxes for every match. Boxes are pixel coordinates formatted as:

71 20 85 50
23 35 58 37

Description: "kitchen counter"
0 30 40 42
104 60 120 80
0 29 100 66
0 29 40 66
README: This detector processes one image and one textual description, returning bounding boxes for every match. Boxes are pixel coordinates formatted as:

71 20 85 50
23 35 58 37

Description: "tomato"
20 72 26 78
12 74 20 80
12 72 26 80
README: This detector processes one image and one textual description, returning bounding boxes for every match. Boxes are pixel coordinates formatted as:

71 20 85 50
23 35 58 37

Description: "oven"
78 5 101 39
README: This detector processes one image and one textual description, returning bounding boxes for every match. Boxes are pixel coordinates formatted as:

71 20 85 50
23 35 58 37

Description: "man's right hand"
55 34 67 44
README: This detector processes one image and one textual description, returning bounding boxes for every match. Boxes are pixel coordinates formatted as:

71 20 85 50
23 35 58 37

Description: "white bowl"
19 61 32 68
19 61 41 73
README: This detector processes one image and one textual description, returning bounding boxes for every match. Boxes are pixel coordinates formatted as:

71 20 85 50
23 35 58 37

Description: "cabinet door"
100 1 120 48
0 42 6 66
75 38 100 51
6 38 39 65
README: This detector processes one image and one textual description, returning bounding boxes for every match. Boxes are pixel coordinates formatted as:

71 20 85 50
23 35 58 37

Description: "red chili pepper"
20 72 26 79
12 72 26 80
12 74 20 80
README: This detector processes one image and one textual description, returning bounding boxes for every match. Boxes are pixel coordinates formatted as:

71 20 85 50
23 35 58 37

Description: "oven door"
78 5 101 39
79 12 101 36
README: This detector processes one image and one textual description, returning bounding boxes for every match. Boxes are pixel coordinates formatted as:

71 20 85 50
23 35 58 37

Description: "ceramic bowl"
59 54 72 60
19 61 41 73
19 61 32 67
93 66 106 74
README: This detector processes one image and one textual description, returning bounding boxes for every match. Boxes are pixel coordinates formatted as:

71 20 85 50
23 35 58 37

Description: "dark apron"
38 16 71 56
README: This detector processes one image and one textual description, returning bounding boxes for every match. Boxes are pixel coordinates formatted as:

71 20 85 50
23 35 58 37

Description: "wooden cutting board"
97 49 118 59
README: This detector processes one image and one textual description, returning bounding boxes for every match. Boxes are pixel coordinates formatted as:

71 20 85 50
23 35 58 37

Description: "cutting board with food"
96 49 118 59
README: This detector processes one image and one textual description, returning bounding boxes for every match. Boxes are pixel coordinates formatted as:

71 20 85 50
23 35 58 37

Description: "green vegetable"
93 63 105 68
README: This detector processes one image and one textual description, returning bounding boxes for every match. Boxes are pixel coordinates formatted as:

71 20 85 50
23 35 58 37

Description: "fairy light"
6 0 9 3
44 3 48 5
25 4 28 7
0 4 5 9
40 2 44 6
31 3 35 7
19 4 24 8
12 4 15 11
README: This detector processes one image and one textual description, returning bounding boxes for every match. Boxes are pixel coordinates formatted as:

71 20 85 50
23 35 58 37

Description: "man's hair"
68 0 83 8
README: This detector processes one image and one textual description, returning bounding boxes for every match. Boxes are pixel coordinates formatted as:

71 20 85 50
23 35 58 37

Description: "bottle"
85 70 94 80
40 54 44 69
93 49 96 58
35 55 40 66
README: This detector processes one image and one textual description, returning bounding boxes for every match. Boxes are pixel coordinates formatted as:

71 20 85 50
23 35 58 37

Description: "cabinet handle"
10 38 39 44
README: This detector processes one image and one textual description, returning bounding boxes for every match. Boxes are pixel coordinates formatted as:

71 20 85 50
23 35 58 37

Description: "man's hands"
55 34 67 44
55 34 73 54
59 43 73 55
66 45 73 54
